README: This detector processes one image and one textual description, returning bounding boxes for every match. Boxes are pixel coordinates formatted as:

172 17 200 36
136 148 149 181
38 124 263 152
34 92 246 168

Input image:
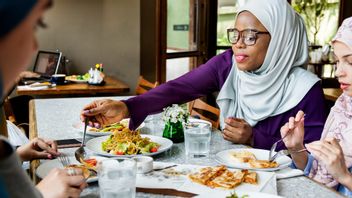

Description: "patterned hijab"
216 0 319 127
309 17 352 188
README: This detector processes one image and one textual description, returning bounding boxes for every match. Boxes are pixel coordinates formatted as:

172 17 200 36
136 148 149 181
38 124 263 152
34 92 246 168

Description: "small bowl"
132 156 153 174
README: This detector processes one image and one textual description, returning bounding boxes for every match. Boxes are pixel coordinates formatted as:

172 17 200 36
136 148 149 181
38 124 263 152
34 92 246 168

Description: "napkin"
17 82 55 90
275 167 304 179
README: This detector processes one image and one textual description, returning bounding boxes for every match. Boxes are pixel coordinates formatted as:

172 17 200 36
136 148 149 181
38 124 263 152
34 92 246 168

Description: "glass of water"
184 123 211 159
98 159 136 198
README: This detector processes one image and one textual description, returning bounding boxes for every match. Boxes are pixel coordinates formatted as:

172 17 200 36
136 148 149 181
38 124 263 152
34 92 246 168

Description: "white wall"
36 0 140 93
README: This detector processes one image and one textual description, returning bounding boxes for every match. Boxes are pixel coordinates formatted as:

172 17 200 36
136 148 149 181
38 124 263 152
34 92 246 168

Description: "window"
292 0 340 45
216 0 247 54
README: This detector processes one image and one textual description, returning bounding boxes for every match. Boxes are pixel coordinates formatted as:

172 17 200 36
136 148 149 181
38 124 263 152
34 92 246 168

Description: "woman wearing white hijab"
81 0 326 150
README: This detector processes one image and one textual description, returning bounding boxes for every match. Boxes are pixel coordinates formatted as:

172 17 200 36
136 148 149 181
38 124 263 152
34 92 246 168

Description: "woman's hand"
36 168 87 198
222 117 252 144
280 110 308 170
280 110 305 151
80 99 129 128
306 138 352 188
16 138 59 161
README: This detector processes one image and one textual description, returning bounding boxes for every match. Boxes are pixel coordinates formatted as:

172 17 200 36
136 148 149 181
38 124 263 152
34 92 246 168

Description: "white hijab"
216 0 320 128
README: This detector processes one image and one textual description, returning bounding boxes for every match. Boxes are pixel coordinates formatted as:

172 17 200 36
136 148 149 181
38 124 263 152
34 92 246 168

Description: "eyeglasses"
227 28 270 46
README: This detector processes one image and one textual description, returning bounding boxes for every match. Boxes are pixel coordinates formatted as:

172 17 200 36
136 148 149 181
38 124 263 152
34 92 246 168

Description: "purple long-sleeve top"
124 49 327 150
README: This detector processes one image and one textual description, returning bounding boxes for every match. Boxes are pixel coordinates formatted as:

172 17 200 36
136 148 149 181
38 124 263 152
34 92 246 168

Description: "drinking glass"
184 123 211 159
98 159 136 198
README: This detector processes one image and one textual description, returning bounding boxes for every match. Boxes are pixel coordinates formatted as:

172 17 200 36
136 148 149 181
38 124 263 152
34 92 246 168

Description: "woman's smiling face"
232 11 271 71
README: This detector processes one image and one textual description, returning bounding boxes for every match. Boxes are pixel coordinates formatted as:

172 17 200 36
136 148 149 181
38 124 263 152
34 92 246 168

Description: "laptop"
32 50 62 79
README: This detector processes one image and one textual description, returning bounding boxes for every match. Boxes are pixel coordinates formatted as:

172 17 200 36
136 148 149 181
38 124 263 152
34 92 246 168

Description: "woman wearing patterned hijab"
0 0 87 197
81 0 326 150
281 17 352 197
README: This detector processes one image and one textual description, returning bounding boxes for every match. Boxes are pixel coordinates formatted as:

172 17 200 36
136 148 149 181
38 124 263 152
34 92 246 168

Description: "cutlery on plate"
269 148 307 162
153 164 177 171
75 117 88 163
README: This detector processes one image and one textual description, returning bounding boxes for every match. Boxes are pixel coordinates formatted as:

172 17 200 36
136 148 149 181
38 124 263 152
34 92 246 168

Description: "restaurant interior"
2 0 352 197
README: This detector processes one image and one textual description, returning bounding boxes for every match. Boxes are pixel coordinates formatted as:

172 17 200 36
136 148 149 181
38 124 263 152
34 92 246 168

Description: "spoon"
75 117 88 163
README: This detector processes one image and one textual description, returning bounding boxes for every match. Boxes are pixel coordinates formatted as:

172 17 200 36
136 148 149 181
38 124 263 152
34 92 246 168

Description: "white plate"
72 118 145 137
86 134 173 157
36 156 106 183
196 191 282 198
137 162 277 195
215 148 292 171
65 76 88 83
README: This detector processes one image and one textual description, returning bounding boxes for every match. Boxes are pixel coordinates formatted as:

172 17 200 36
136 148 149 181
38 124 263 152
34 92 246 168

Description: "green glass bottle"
162 120 184 143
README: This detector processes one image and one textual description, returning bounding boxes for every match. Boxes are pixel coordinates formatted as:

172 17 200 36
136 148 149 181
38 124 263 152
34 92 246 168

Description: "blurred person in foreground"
0 0 86 197
281 17 352 197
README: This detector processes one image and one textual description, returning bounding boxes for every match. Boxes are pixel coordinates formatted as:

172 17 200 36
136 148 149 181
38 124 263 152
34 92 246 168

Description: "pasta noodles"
102 128 160 155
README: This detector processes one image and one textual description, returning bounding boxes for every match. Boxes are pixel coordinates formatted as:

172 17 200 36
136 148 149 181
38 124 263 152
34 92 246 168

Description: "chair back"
189 99 220 129
135 76 159 95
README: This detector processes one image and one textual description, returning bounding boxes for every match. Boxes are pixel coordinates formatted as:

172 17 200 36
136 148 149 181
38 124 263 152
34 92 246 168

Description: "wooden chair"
135 76 159 95
3 97 16 123
189 99 220 129
2 96 33 137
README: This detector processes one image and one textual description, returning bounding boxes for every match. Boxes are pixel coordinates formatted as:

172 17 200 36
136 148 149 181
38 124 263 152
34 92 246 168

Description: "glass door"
159 0 208 82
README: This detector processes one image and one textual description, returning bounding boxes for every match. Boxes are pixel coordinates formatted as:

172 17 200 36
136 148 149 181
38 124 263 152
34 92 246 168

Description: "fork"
58 153 71 167
268 132 291 161
269 148 307 162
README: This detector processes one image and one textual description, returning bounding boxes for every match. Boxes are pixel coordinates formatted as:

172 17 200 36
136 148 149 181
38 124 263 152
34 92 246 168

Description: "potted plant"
162 104 189 143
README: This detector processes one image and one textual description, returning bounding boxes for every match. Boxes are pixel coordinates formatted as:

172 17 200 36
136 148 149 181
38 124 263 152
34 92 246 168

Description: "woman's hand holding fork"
280 110 308 170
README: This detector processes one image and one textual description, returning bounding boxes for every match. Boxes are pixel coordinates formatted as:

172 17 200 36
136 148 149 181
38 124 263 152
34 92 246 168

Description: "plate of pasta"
85 131 173 157
72 118 145 136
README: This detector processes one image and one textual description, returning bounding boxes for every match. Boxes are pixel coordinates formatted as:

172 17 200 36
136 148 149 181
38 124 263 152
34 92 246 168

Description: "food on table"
101 130 160 155
81 158 98 170
248 159 278 169
242 169 257 185
66 73 90 81
89 121 127 133
231 151 256 163
231 151 279 169
226 191 249 198
64 157 98 179
188 165 257 189
65 164 95 179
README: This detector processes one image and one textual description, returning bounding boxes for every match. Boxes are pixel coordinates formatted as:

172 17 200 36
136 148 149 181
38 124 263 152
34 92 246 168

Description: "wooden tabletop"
17 76 129 96
323 88 343 101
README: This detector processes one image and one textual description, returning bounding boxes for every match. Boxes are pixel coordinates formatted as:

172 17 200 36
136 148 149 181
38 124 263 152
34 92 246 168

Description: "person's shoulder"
303 81 323 98
207 49 233 66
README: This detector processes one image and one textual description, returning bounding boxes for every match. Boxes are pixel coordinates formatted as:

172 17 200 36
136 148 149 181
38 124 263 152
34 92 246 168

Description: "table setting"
30 96 344 198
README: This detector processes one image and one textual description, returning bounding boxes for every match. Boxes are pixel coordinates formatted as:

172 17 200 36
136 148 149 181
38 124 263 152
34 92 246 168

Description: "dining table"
17 76 129 98
29 96 344 198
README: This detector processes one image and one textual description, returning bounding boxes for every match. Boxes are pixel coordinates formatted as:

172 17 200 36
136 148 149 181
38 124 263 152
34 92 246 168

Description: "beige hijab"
309 17 352 188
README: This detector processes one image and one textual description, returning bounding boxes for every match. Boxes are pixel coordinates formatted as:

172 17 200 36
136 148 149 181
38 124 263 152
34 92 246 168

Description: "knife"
137 187 197 197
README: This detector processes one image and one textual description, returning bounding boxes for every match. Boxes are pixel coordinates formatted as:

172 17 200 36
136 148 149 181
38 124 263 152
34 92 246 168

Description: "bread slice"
248 160 278 169
242 169 258 184
208 169 245 189
231 151 257 163
188 165 226 185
